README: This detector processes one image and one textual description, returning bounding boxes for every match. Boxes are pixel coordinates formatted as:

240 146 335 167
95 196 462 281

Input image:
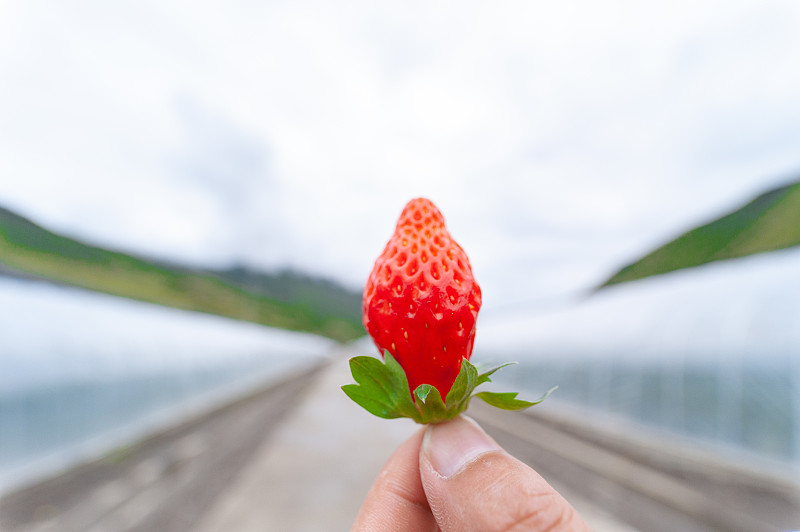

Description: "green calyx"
341 351 556 424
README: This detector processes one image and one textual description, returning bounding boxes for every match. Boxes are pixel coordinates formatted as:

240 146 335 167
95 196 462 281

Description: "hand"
352 416 591 532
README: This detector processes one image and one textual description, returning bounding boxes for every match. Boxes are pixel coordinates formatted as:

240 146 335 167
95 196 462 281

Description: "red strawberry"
363 198 482 397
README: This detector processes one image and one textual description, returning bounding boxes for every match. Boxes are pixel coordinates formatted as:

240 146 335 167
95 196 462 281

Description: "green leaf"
341 384 399 419
443 358 479 417
476 362 516 386
382 352 421 418
414 383 433 402
475 386 558 410
342 353 556 424
414 384 447 423
341 352 420 421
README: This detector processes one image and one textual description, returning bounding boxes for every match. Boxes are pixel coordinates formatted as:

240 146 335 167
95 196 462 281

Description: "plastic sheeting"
476 247 800 467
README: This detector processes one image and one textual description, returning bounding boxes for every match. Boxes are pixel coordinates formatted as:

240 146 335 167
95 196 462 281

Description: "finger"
419 416 591 532
352 427 438 532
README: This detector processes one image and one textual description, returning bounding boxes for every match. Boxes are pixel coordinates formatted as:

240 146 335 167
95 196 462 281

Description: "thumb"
419 416 591 532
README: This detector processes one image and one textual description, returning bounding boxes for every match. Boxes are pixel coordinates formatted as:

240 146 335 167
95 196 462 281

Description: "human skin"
352 416 592 532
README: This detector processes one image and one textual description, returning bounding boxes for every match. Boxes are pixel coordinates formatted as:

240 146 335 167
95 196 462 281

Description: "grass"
0 206 365 343
600 178 800 287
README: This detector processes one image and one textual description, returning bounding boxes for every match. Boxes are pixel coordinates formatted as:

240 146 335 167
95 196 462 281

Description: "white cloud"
1 0 799 304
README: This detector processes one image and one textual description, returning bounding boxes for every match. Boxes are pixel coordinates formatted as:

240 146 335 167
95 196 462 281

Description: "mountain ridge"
601 178 800 288
0 205 364 342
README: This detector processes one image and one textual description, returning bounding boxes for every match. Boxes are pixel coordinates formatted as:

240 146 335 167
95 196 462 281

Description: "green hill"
0 206 364 342
601 178 800 288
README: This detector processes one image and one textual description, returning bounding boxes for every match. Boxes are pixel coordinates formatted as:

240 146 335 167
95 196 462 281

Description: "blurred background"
1 1 799 531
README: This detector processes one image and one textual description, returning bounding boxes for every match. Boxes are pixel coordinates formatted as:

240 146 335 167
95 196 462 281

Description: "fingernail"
422 416 500 478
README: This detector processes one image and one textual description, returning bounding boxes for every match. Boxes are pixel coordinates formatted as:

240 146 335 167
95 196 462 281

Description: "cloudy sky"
2 1 800 312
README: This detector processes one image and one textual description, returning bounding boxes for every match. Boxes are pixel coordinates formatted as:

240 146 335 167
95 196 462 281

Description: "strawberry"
363 198 482 397
345 198 553 423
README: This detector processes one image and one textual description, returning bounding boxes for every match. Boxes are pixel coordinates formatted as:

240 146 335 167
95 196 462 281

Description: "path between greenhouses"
190 350 634 532
0 347 645 532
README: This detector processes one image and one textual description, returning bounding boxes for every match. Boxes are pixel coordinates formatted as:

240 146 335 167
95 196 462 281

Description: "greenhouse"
478 246 800 470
